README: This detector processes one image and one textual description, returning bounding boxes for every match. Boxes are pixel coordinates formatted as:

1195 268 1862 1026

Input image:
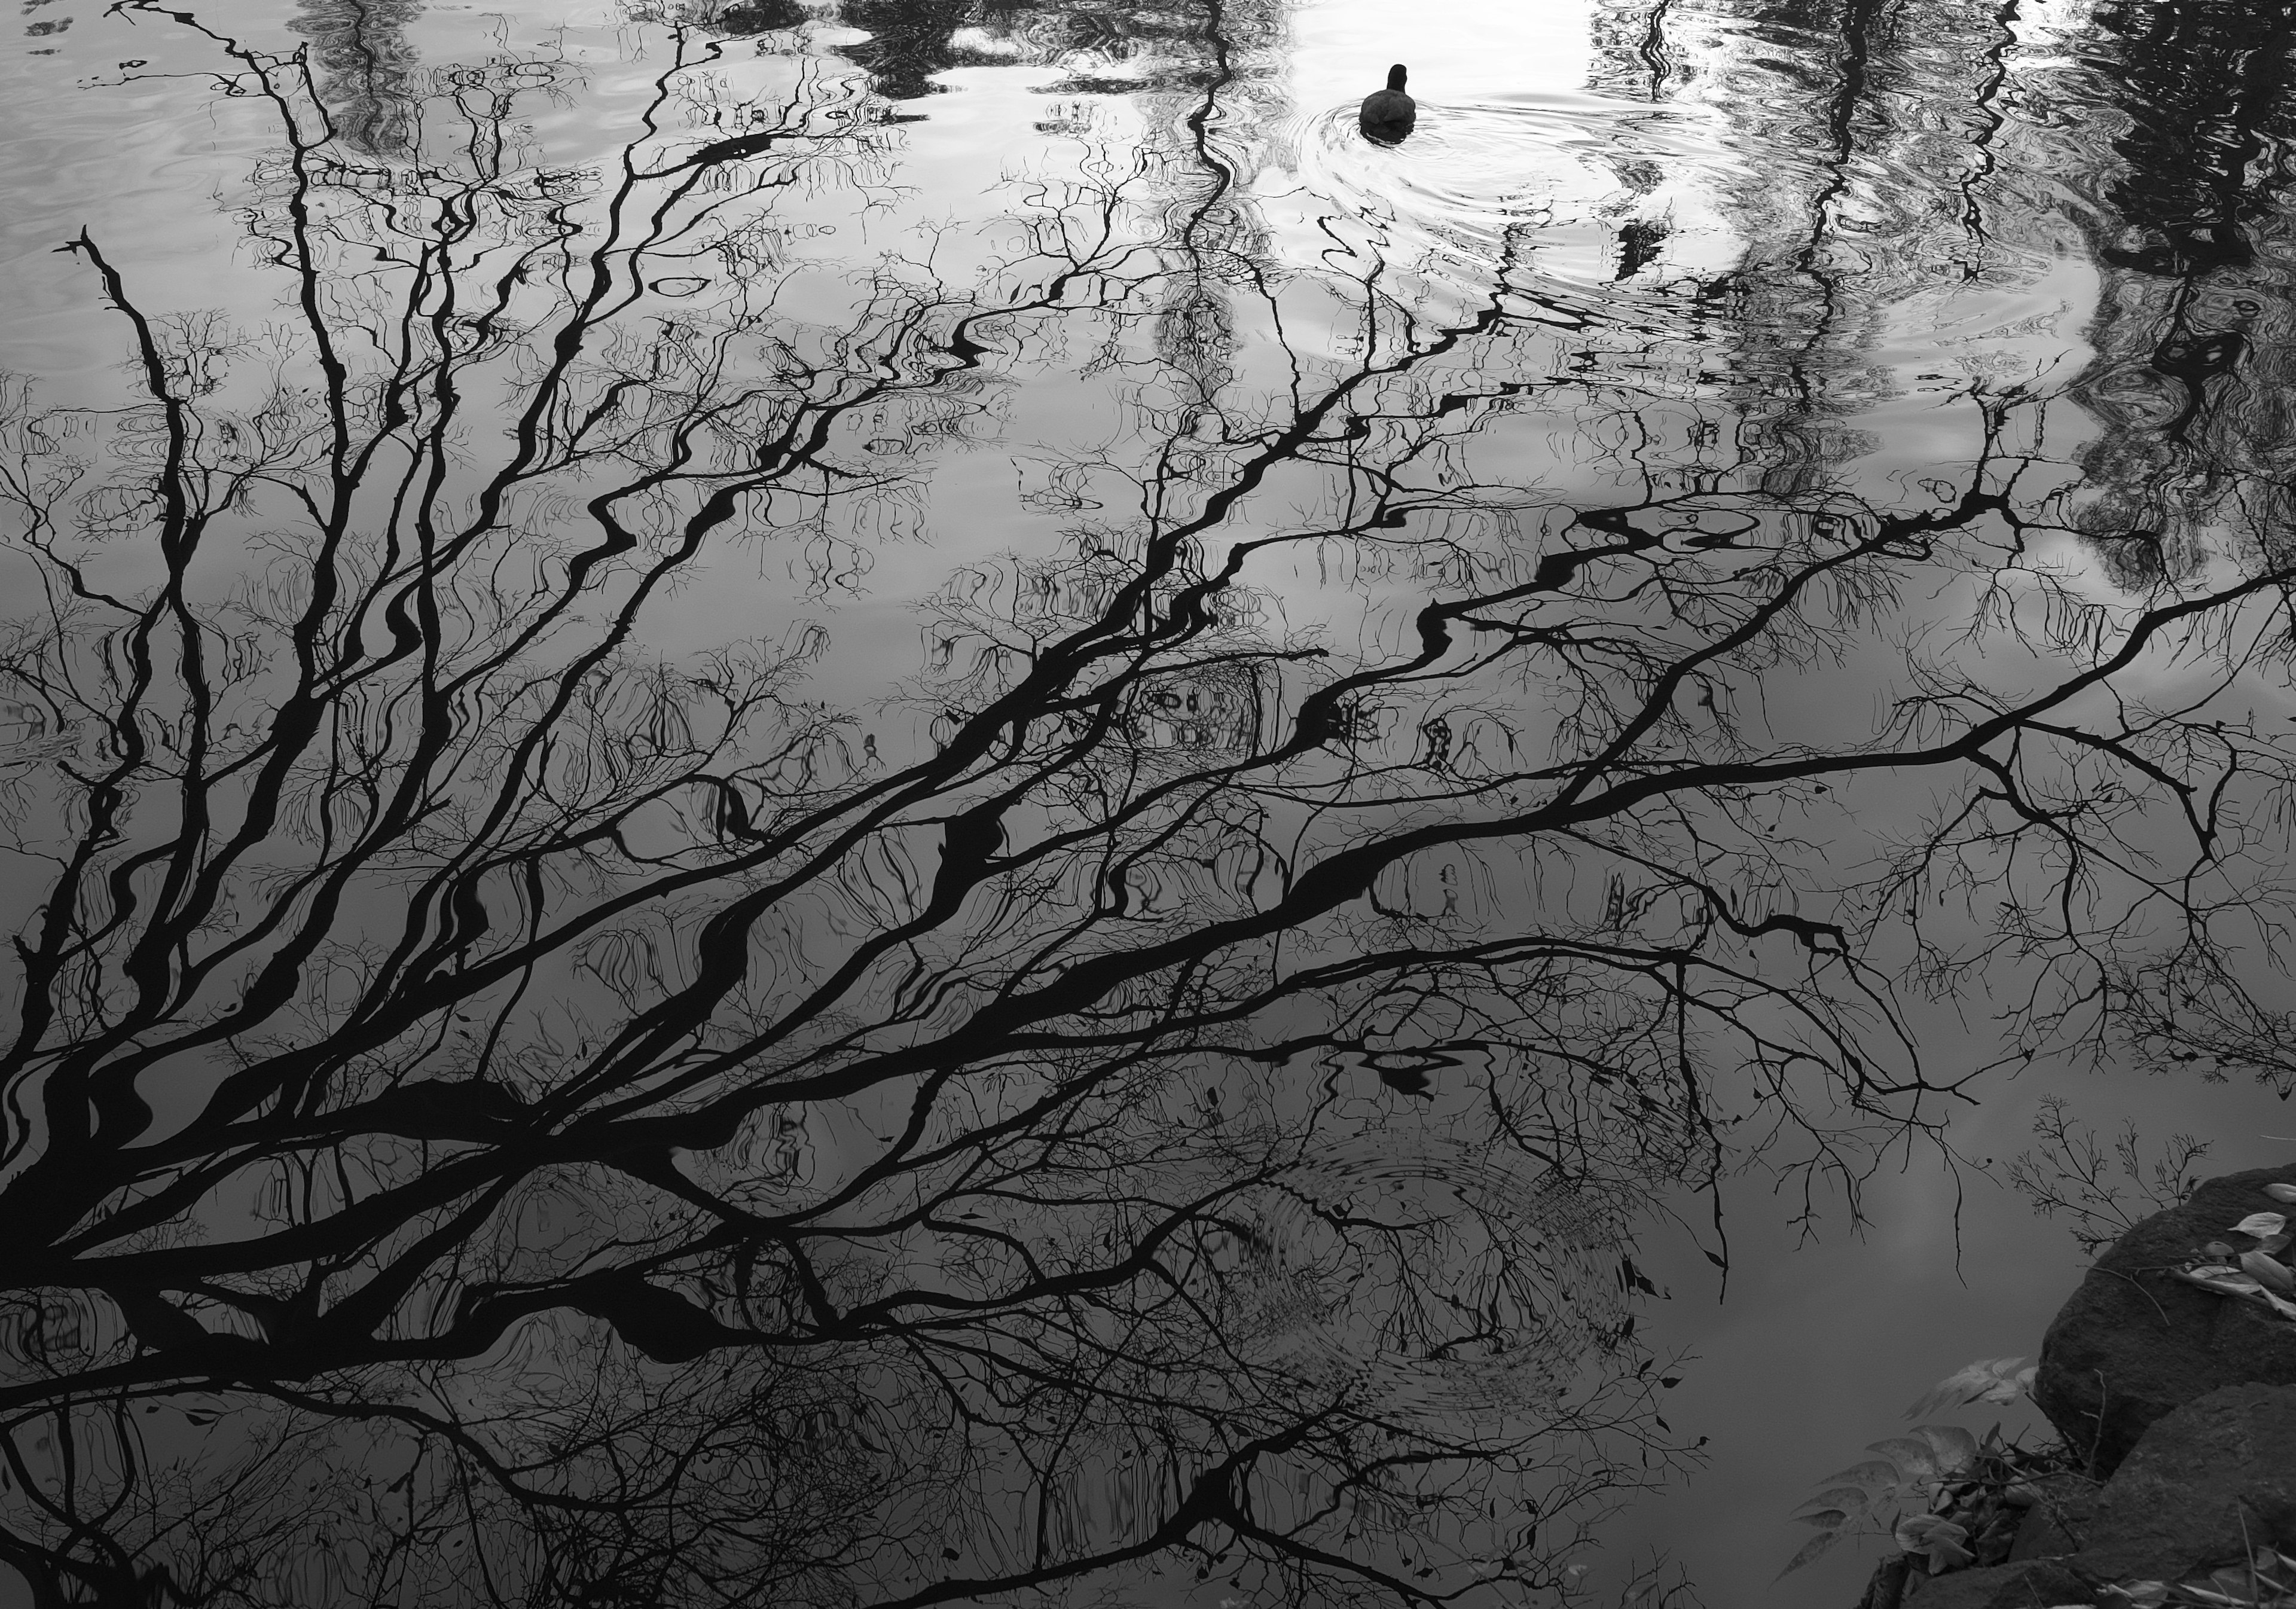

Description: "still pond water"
3 0 2296 1603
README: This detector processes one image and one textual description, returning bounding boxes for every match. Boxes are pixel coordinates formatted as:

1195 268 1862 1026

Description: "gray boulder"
2032 1165 2296 1473
2004 1472 2097 1563
1899 1559 2087 1608
2072 1382 2296 1580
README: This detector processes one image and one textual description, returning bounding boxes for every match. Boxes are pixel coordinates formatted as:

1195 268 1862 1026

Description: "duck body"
1360 63 1416 143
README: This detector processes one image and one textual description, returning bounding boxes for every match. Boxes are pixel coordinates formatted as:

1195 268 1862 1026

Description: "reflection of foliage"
2006 1097 2210 1256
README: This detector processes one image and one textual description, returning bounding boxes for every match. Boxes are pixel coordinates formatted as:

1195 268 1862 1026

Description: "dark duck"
1360 63 1416 144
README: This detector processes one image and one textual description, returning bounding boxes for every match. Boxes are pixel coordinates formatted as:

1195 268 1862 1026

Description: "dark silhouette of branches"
1 2 2295 1605
2004 1095 2209 1256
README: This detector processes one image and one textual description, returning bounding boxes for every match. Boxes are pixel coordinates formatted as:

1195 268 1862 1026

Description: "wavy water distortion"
0 0 2294 1604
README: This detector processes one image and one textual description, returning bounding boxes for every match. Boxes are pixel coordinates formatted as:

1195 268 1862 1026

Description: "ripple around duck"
1281 93 1730 329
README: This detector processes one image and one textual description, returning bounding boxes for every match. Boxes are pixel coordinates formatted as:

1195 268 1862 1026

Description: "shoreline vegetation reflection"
1 0 2295 1602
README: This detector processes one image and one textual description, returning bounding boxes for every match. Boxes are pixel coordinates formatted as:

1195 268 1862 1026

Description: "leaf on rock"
2175 1268 2267 1299
2208 1564 2260 1598
2228 1212 2288 1238
2241 1250 2296 1293
1893 1514 1973 1573
2265 1183 2296 1204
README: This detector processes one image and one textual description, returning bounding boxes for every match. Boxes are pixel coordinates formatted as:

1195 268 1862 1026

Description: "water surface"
3 0 2296 1603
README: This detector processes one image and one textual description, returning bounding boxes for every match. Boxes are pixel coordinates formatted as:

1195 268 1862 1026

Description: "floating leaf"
2266 1183 2296 1204
1893 1514 1973 1573
1905 1356 2033 1418
2241 1250 2296 1293
2228 1212 2288 1237
1910 1424 1980 1476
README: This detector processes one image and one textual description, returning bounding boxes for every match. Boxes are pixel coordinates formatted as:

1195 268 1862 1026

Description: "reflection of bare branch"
7 2 2296 1605
2005 1095 2209 1256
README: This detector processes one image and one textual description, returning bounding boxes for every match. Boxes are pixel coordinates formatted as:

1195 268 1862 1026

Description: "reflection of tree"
1588 0 1680 101
2062 0 2296 1087
698 0 1254 104
2092 0 2296 279
7 4 2296 1607
1580 0 2296 1184
290 0 425 156
1644 0 2052 508
2064 0 2296 585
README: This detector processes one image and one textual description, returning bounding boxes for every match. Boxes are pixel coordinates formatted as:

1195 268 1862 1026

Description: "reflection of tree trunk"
1588 0 1677 100
1946 0 2020 273
2094 0 2296 277
2070 0 2296 579
291 0 425 157
841 0 976 101
1714 0 1893 497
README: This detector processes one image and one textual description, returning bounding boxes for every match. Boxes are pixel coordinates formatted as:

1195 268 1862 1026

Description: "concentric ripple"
1277 91 1732 325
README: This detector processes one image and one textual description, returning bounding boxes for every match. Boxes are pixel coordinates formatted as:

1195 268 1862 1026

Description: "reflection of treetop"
5 3 2296 1607
289 0 428 156
665 0 1286 103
